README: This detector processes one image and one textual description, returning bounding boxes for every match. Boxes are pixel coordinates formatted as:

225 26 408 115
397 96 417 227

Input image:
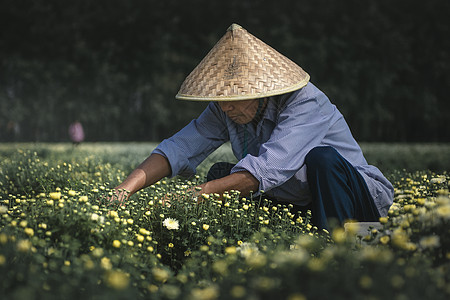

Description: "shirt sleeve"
152 102 229 177
231 92 334 193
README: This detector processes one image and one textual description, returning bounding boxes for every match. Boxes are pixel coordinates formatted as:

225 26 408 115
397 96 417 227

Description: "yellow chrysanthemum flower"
112 240 121 248
105 270 129 290
49 192 61 200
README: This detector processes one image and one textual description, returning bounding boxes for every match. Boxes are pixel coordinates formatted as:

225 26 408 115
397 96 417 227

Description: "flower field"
0 143 449 300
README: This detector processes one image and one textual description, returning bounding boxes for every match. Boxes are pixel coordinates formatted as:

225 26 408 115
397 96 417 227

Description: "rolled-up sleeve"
231 94 333 193
152 102 229 177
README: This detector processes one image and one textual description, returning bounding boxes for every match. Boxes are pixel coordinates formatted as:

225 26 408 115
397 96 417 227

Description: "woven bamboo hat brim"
176 24 310 101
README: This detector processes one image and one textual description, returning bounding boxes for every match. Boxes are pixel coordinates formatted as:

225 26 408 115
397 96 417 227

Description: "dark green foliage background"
1 0 449 142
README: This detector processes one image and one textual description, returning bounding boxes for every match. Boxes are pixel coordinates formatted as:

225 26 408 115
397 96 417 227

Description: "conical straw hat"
176 24 310 101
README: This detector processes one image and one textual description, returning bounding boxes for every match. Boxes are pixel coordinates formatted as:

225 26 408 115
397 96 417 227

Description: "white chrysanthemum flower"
91 213 99 222
0 206 8 214
163 218 179 230
430 177 446 184
238 242 259 258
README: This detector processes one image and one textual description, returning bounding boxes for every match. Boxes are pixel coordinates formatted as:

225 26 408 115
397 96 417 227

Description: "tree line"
1 0 449 142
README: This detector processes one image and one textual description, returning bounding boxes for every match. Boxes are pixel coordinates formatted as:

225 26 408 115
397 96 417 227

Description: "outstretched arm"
196 171 260 199
113 153 171 202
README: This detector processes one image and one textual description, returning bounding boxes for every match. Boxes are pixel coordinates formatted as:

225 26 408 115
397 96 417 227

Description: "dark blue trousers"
206 146 380 229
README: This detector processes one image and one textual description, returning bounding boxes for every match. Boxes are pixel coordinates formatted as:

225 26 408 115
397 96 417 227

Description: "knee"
305 146 339 171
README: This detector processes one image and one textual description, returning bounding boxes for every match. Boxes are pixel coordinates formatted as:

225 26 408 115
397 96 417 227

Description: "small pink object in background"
69 121 85 144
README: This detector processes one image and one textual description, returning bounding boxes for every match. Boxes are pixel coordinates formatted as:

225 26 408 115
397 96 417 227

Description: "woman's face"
218 99 261 124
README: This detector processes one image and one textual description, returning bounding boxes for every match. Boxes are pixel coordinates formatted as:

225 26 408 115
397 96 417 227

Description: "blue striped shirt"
153 82 394 216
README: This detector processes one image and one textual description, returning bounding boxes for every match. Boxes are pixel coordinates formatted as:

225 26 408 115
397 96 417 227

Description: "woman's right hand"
107 188 130 206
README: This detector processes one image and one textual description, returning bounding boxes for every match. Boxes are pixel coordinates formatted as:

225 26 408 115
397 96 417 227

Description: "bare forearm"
198 171 259 197
116 153 171 195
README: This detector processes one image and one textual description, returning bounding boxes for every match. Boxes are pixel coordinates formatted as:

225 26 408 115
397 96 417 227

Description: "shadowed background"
1 0 449 143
